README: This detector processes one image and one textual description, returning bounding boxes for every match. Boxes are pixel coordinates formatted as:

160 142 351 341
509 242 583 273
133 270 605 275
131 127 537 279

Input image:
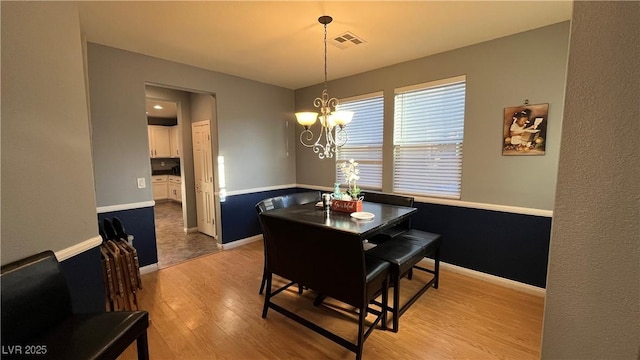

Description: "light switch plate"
137 178 146 189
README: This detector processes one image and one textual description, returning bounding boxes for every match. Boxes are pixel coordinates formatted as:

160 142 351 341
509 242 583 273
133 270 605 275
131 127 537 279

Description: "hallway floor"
154 201 221 268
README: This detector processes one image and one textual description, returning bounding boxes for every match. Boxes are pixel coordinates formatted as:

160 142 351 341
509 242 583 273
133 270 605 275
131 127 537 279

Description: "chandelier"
295 15 354 159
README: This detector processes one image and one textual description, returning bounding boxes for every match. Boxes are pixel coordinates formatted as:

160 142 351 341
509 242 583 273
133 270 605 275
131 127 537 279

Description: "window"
393 76 466 199
335 93 384 190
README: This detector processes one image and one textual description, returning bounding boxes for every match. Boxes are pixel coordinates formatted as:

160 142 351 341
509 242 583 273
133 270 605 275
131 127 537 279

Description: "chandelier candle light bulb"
295 15 354 159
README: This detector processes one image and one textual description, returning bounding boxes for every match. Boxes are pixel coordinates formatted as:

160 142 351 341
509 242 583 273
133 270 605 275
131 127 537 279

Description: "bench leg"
392 274 400 333
136 331 149 360
434 248 440 289
381 276 388 330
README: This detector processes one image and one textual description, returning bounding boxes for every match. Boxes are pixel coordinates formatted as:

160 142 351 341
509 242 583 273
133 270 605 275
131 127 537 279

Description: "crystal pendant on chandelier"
295 15 354 159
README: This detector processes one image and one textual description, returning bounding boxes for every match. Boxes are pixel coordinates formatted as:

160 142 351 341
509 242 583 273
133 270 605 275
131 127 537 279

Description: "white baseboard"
184 227 198 233
419 258 546 297
140 263 159 274
221 235 262 250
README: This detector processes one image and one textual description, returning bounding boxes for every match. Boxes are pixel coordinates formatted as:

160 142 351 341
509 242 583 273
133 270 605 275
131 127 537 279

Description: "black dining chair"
362 191 414 242
256 192 320 295
260 214 389 360
362 191 442 332
256 196 287 295
281 191 321 208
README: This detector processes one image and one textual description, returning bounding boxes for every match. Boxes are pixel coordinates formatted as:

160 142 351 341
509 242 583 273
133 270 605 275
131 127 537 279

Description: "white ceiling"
77 1 573 90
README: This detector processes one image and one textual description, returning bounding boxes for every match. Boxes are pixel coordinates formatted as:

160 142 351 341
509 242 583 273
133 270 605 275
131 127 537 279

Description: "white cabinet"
168 175 182 203
169 126 180 158
148 125 171 158
152 175 168 200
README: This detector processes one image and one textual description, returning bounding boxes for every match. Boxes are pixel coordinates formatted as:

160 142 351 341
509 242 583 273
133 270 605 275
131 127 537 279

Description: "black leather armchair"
1 250 149 359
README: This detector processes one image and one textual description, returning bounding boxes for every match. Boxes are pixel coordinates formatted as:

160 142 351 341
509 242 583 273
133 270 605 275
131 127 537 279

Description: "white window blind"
336 94 383 190
393 76 466 199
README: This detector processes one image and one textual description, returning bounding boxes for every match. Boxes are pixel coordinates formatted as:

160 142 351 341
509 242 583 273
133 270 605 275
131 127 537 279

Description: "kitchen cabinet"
169 126 180 158
152 175 168 200
148 125 171 158
168 175 182 203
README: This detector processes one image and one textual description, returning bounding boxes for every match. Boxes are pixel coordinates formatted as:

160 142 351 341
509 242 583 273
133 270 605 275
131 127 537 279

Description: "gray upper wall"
541 2 640 357
295 22 570 211
87 43 296 207
1 2 98 264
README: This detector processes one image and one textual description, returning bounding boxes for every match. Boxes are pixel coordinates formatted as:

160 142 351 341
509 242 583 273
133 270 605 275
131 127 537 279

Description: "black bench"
363 191 442 332
1 250 149 360
259 214 389 360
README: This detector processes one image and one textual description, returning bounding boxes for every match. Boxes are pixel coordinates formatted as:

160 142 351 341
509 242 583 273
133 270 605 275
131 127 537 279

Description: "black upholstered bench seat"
367 230 442 332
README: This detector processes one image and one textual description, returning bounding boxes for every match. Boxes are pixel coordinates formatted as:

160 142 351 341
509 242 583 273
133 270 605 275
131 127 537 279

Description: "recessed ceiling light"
153 105 163 110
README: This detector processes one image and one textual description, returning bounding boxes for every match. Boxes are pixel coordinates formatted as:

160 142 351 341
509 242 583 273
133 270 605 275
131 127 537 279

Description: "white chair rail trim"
97 201 155 214
55 235 103 261
297 183 552 217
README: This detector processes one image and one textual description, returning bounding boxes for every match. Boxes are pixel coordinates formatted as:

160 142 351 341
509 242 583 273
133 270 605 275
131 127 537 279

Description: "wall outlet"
137 178 146 189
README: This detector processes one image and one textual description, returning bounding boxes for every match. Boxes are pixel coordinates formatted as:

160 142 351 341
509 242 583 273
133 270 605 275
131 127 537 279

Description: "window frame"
392 75 466 199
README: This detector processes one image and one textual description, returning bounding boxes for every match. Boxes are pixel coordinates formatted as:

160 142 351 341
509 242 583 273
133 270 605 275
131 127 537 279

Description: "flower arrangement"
338 158 361 199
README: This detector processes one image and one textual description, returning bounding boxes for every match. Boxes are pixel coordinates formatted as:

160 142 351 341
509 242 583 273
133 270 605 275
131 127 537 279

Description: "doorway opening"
145 86 221 268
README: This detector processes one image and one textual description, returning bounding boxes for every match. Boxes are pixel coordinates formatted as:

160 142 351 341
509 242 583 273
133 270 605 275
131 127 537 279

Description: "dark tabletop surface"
260 201 417 239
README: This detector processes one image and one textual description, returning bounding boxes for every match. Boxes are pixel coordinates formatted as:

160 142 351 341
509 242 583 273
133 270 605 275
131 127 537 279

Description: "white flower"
338 158 361 198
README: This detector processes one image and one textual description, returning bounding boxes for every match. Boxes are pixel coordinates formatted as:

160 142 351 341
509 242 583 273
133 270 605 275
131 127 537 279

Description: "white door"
191 121 216 237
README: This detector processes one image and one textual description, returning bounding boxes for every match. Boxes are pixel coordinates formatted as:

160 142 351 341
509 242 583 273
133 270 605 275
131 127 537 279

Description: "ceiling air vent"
330 32 366 50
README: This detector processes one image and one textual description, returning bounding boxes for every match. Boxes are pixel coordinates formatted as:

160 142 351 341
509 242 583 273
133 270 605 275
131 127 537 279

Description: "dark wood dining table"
260 201 417 241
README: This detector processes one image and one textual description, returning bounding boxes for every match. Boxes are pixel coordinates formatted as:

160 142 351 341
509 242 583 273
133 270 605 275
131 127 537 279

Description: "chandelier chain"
323 21 328 88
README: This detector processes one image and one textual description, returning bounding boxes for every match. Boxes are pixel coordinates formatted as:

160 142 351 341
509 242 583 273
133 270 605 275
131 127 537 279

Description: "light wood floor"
120 241 544 359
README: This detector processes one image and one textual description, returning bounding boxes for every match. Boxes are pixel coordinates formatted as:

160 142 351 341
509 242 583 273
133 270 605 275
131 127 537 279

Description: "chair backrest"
362 191 414 207
362 191 414 230
260 214 367 308
256 196 285 214
281 191 321 208
1 250 72 343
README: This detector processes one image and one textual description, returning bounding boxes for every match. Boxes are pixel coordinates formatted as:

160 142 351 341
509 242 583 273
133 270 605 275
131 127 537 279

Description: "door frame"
145 84 223 244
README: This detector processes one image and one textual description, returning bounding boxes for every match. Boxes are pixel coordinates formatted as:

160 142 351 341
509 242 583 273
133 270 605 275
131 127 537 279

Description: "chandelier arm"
313 97 323 109
300 129 318 148
335 127 348 148
327 97 339 109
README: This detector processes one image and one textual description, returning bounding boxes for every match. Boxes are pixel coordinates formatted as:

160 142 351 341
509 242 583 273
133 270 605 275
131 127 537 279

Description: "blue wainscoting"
98 206 158 267
221 187 551 288
411 202 551 288
220 188 307 244
59 246 105 313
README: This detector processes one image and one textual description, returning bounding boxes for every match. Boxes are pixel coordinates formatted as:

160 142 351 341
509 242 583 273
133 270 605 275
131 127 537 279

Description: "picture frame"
502 103 549 156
